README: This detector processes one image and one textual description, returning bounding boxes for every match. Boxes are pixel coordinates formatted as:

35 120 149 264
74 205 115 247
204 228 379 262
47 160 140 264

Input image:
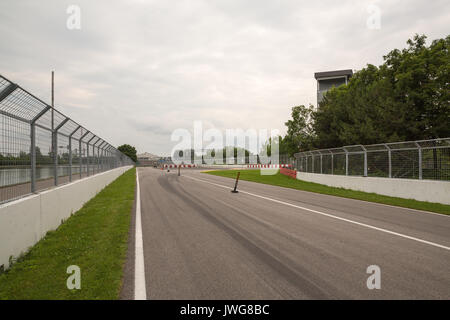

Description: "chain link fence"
294 138 450 181
0 74 134 204
279 154 295 167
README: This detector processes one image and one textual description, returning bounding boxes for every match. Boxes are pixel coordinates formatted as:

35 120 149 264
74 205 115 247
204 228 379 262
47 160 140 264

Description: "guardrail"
0 74 134 204
294 138 450 181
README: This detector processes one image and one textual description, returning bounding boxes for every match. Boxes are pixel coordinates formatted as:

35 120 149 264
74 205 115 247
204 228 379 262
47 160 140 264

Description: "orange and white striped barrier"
246 164 293 169
162 164 198 169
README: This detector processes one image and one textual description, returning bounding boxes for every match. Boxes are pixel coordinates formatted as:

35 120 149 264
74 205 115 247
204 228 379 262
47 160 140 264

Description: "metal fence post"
92 142 96 175
311 153 315 173
97 143 100 173
417 145 423 180
86 143 90 176
79 139 83 178
53 118 69 186
107 147 110 169
320 152 323 174
95 138 101 173
385 144 392 178
102 146 106 172
106 146 110 169
101 146 105 172
105 147 108 169
95 140 103 174
96 143 99 174
97 141 104 173
86 144 89 176
53 129 57 185
80 131 90 179
86 136 96 176
99 147 103 172
110 148 114 169
30 123 36 193
91 137 100 175
68 126 80 182
68 138 72 181
30 106 51 193
104 147 107 170
362 146 368 177
344 148 349 176
331 152 334 175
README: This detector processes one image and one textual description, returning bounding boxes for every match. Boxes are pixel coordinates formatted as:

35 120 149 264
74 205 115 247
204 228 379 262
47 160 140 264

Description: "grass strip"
204 169 450 215
0 168 136 300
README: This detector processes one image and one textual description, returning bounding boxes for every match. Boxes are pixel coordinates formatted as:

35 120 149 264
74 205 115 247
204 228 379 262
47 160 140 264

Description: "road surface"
123 167 450 299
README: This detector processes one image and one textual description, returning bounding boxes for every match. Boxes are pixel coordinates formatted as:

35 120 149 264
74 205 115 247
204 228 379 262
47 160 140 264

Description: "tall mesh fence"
294 139 450 181
0 74 135 204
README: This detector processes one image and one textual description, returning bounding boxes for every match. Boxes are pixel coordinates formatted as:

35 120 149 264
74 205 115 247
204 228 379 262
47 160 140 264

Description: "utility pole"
51 71 57 185
51 70 54 129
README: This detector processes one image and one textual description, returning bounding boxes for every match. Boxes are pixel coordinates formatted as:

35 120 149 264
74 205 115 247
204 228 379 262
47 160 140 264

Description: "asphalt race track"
124 167 450 299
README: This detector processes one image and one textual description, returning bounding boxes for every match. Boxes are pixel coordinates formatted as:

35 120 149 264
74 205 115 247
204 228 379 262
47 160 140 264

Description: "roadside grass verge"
0 168 136 300
204 169 450 215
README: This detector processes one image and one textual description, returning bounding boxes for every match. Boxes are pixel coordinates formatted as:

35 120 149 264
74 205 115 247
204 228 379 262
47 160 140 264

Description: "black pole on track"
231 171 240 193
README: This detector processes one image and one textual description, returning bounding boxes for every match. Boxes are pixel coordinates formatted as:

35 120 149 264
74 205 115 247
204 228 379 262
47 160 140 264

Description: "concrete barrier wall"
0 166 133 270
296 172 450 205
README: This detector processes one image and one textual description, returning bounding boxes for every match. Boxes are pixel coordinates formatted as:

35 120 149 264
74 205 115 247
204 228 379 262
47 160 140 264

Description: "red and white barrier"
280 167 297 179
246 164 293 169
162 164 198 169
161 164 295 170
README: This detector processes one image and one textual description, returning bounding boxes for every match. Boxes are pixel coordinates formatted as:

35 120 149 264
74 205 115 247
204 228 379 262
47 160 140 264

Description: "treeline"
118 144 137 162
0 147 91 165
281 34 450 156
0 148 54 164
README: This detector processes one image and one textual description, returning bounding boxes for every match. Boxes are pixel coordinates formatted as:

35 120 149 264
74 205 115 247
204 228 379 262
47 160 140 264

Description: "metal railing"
0 74 134 204
294 138 450 181
279 154 295 167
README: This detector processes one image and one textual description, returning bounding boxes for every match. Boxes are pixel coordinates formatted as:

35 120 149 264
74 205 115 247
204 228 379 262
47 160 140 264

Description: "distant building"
314 69 353 105
137 152 161 166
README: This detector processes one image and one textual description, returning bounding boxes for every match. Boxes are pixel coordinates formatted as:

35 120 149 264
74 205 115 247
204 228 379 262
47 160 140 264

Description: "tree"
117 144 137 162
283 105 315 155
312 34 450 148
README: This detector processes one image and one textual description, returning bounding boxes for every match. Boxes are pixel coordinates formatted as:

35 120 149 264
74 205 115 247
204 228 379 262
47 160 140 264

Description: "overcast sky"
0 0 448 155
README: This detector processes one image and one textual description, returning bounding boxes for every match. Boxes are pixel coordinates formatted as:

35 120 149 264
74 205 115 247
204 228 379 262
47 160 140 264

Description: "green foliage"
283 105 315 155
283 34 450 152
117 144 137 162
0 147 62 166
313 34 450 148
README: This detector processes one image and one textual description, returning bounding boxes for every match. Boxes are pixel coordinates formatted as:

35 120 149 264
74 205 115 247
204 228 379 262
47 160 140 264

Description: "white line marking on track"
134 169 147 300
184 175 450 252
